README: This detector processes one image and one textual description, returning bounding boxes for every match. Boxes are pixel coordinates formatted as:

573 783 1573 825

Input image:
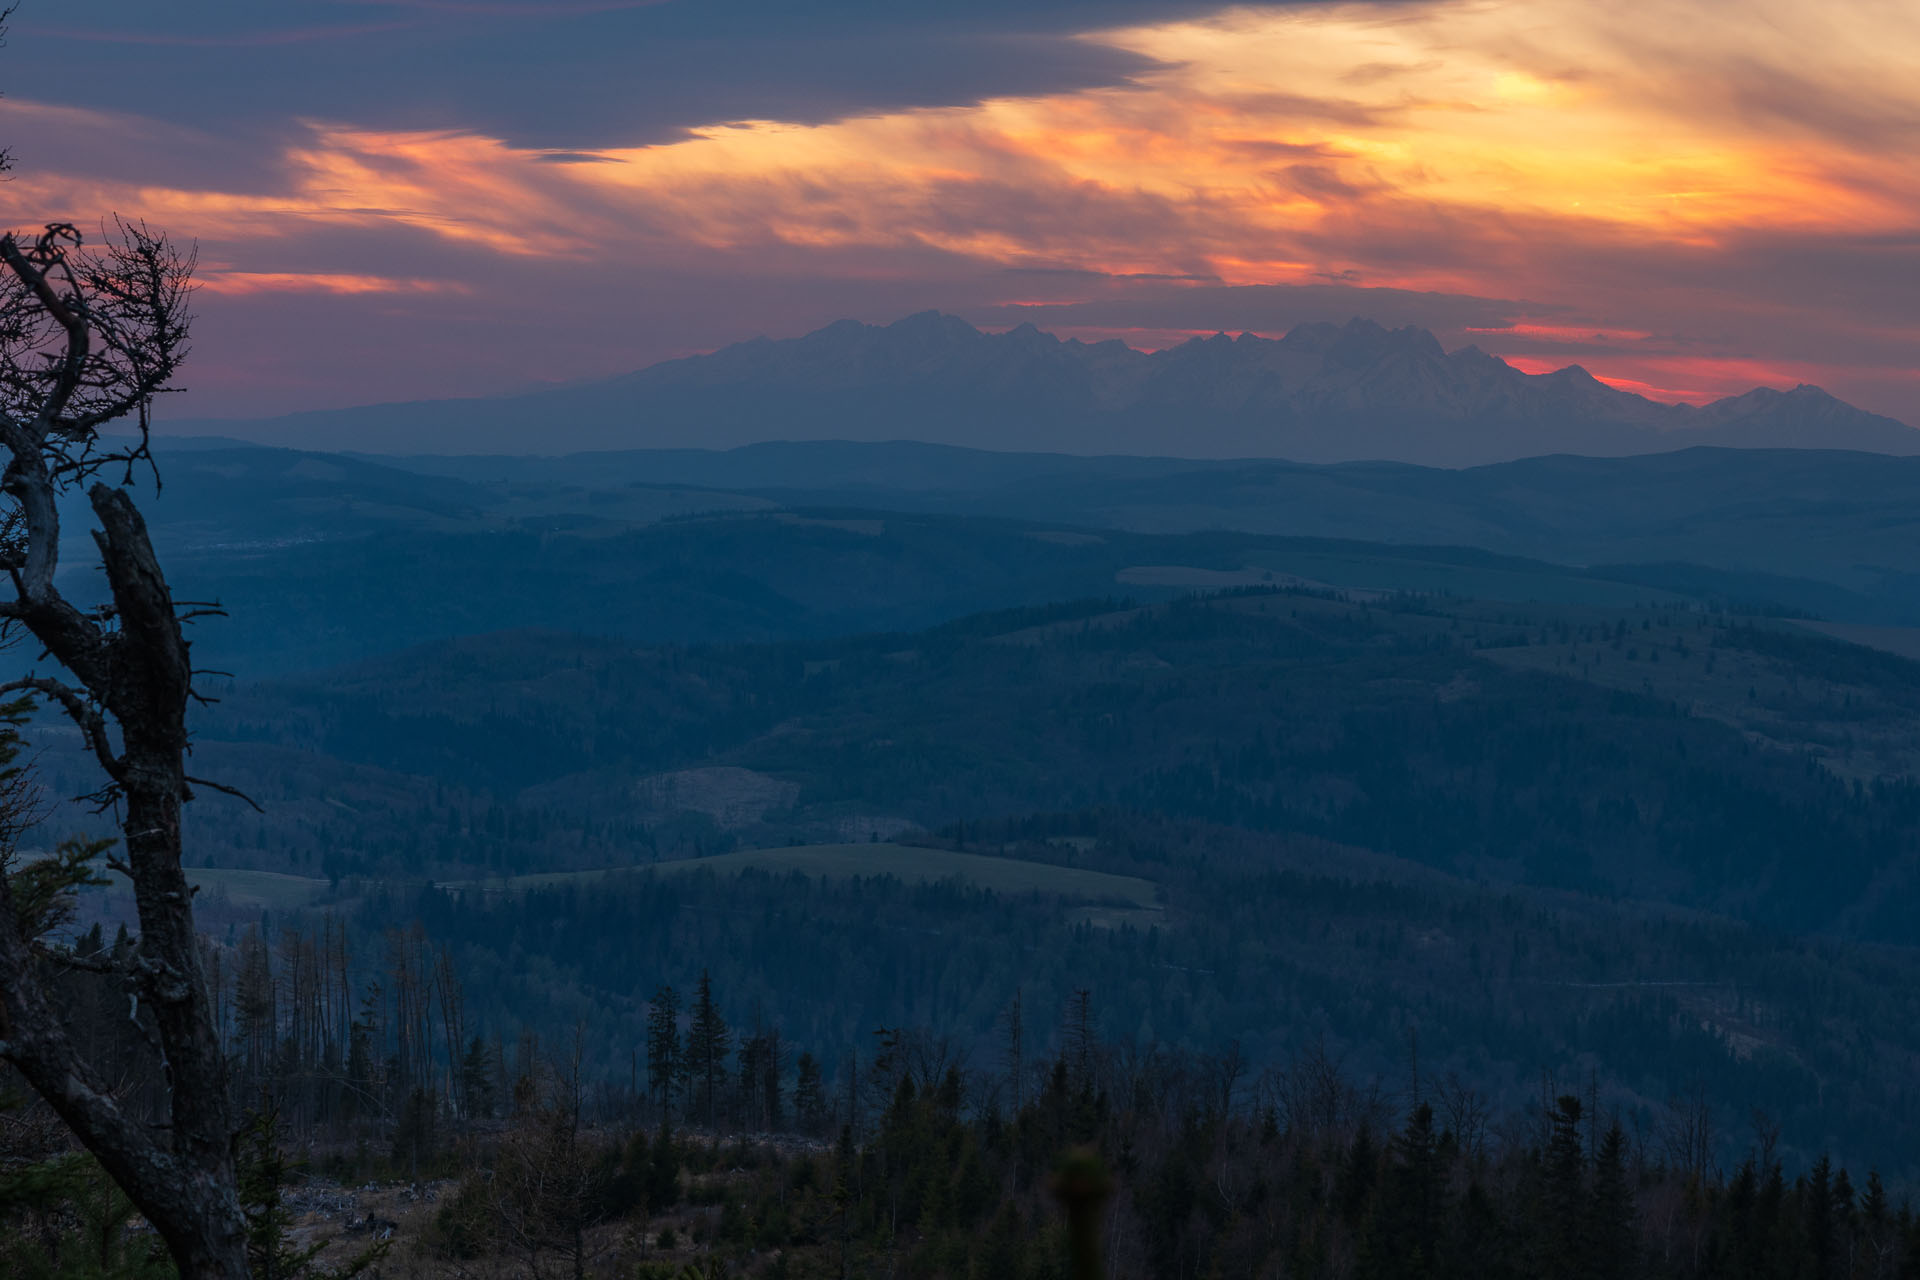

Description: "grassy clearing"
1241 550 1685 607
441 843 1161 910
143 847 1161 924
185 868 329 909
655 844 1159 906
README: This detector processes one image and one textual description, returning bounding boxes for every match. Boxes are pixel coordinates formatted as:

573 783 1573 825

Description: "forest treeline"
278 817 1920 1179
8 917 1920 1279
63 798 1920 1168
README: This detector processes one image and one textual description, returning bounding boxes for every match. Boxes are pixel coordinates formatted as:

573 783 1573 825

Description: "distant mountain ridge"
174 313 1919 465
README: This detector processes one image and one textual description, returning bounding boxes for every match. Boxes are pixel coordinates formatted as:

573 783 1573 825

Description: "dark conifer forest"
14 890 1920 1279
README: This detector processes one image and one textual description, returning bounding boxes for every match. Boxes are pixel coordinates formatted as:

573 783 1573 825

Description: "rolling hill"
35 439 1920 681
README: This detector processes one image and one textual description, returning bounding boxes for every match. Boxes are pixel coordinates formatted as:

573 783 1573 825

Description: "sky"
2 0 1917 426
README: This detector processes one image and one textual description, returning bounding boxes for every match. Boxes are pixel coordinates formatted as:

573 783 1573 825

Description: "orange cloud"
15 0 1916 280
1468 324 1659 346
5 0 1917 420
539 0 1920 309
197 270 471 296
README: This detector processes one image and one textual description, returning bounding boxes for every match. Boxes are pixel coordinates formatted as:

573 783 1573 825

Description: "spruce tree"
1442 1182 1517 1280
1338 1122 1379 1228
460 1035 496 1120
645 1118 680 1215
1394 1102 1447 1277
646 984 681 1120
762 1026 786 1132
1806 1156 1838 1280
1861 1171 1893 1276
795 1052 827 1136
1536 1096 1586 1280
1588 1123 1635 1280
237 1106 384 1279
687 970 731 1129
737 1033 766 1131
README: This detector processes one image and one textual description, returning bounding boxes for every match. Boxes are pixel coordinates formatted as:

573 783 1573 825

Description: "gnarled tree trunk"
0 220 250 1278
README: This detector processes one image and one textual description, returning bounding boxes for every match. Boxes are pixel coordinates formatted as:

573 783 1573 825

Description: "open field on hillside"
1243 549 1688 607
657 843 1160 906
78 847 1162 931
441 843 1161 913
186 868 329 909
74 867 333 937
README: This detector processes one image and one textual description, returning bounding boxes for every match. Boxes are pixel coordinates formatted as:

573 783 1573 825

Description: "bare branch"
0 225 88 440
0 673 121 777
185 774 264 814
35 941 127 974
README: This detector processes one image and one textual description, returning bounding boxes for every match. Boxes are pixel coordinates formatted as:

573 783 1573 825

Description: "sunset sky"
4 0 1917 426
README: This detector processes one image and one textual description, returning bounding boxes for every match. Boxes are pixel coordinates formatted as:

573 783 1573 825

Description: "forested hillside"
40 582 1920 1182
117 588 1920 938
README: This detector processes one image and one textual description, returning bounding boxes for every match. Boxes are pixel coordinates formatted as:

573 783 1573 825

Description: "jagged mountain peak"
1549 363 1597 380
1448 344 1506 373
604 311 1913 463
1005 321 1060 349
1273 317 1448 367
214 311 1918 462
887 309 980 339
1721 383 1838 406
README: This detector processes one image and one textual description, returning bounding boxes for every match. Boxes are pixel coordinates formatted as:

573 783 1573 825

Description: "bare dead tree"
1435 1071 1490 1165
0 201 250 1279
492 1029 608 1280
1662 1080 1717 1186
